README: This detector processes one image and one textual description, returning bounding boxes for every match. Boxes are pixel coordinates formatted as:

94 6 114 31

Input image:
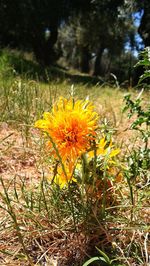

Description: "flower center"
64 129 78 145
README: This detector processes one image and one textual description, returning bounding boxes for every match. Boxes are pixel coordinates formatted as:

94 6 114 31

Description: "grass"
0 49 150 266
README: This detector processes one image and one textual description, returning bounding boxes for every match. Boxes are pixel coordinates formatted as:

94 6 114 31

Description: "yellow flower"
35 97 98 163
48 162 76 188
54 165 77 189
88 137 120 160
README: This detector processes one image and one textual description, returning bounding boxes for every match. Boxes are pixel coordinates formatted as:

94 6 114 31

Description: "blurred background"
0 0 149 86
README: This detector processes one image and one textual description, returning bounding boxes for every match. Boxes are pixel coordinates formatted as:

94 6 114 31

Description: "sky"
125 10 144 57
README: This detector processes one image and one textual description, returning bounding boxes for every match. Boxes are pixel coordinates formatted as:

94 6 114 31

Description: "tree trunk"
93 46 104 76
80 45 90 73
33 26 58 66
44 27 58 65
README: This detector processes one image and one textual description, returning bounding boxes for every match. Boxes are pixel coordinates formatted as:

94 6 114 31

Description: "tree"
0 0 93 66
0 0 73 65
138 0 150 47
59 0 131 76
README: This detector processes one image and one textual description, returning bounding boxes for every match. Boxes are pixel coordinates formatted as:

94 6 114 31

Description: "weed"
0 48 149 266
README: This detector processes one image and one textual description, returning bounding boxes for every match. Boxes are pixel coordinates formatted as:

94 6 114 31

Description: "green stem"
126 173 134 221
48 135 77 230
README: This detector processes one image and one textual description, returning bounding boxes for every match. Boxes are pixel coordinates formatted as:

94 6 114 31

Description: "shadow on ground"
0 49 103 86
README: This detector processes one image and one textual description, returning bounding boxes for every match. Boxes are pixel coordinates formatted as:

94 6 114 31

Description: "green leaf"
138 70 150 83
96 247 111 264
135 59 150 67
82 256 106 266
